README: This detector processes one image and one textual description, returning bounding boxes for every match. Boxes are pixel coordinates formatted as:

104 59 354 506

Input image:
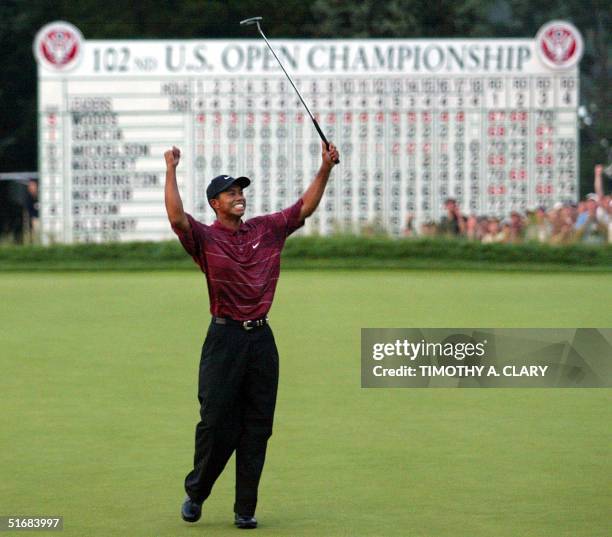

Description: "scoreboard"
34 20 583 243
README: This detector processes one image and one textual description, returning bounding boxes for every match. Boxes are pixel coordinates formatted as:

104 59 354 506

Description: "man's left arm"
299 142 340 221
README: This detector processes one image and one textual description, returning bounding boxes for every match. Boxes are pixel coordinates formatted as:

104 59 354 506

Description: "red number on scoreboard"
488 185 506 195
536 154 554 165
536 125 554 136
536 184 554 194
510 111 527 122
488 155 506 166
510 169 527 181
487 126 506 137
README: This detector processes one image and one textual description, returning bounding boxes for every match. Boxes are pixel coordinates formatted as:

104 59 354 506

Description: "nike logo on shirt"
252 242 260 249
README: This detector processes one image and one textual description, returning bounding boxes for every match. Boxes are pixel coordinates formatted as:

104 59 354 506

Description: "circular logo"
536 20 583 70
33 21 84 71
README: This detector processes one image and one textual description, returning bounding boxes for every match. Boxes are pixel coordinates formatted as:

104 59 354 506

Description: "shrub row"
0 237 610 271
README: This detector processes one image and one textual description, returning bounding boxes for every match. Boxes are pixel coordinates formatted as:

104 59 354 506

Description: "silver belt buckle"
243 320 254 331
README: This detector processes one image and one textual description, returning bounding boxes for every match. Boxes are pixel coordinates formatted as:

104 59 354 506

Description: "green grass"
0 270 611 537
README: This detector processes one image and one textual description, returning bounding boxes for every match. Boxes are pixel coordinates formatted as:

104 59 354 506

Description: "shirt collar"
212 219 245 234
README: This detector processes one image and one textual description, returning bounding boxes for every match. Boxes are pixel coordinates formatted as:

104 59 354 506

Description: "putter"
240 16 339 164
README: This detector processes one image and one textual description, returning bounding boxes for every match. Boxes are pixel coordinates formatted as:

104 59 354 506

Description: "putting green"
1 271 610 536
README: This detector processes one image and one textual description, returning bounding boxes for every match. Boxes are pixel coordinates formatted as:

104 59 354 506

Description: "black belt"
212 315 269 331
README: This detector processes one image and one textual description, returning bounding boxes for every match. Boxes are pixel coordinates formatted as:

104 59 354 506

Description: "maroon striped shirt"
172 199 304 321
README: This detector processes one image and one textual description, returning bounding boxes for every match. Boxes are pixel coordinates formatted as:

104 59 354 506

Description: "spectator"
26 178 40 242
525 206 551 243
606 198 612 244
500 219 512 243
481 217 504 243
403 213 415 237
593 164 610 232
550 203 574 244
574 194 607 244
562 204 577 233
594 164 605 199
420 220 437 237
548 202 563 236
477 216 489 241
437 198 465 237
465 214 478 241
508 211 525 243
0 180 27 244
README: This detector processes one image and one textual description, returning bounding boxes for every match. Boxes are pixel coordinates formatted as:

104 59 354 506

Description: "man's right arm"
164 146 190 232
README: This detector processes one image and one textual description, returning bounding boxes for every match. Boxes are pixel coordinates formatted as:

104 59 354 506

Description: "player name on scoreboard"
34 20 583 243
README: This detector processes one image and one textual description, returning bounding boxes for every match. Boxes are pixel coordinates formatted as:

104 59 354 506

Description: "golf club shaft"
255 25 339 164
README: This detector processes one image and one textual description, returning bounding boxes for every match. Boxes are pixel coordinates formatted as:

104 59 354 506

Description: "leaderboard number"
93 47 130 72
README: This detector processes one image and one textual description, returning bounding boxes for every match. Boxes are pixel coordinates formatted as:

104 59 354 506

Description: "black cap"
206 175 251 200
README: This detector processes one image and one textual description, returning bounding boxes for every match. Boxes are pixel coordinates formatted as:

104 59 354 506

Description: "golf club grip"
312 118 340 164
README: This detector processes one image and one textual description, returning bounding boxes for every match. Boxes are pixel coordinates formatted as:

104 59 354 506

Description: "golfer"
164 141 339 529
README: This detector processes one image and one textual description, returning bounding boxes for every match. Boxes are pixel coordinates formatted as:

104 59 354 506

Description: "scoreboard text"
35 21 582 242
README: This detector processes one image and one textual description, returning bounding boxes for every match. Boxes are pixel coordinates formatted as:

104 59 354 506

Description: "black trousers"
184 321 279 516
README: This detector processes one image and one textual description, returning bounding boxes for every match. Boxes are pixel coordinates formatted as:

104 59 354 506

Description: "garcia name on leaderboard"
372 365 549 377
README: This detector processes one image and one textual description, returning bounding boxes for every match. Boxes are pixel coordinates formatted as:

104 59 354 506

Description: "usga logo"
33 21 84 71
535 20 583 70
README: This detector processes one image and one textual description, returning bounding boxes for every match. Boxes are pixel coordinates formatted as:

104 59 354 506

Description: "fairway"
1 270 610 537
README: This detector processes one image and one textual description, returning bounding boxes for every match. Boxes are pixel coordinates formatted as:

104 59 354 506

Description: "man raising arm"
164 145 189 232
169 141 339 530
299 141 340 220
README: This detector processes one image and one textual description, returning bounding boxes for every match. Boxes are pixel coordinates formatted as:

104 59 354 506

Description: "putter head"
240 16 263 26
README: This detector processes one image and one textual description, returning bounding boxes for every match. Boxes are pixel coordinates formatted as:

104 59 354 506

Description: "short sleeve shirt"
172 199 304 320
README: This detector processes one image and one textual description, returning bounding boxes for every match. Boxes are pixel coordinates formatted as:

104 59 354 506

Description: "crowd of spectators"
2 167 611 246
417 165 611 245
